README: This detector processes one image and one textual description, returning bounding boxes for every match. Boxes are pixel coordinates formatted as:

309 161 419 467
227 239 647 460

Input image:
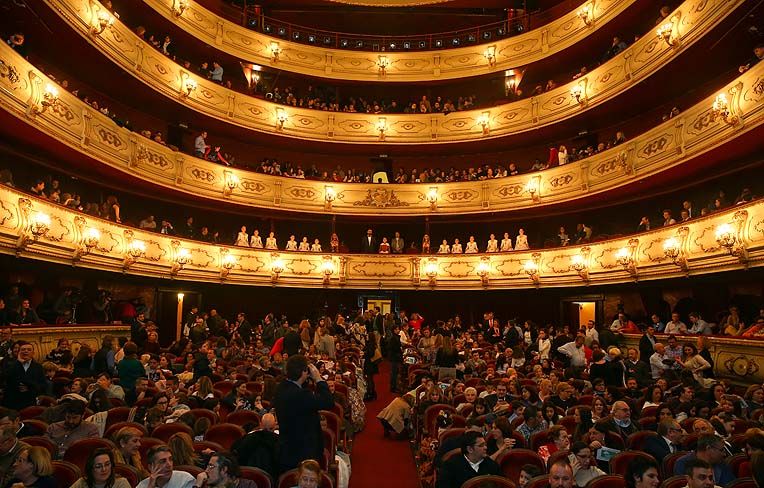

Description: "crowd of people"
372 306 764 488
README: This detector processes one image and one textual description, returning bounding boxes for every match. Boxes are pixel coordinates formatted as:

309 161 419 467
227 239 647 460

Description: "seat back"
137 437 165 470
63 438 116 472
226 410 261 428
497 449 545 483
585 474 626 488
277 468 334 488
52 460 82 488
22 436 58 459
105 421 148 440
461 475 516 488
240 467 273 488
151 422 193 442
114 463 142 487
526 474 549 488
19 406 46 420
558 416 577 435
726 453 750 477
529 430 552 452
661 451 688 479
193 440 224 454
547 450 570 470
105 407 133 428
176 465 204 477
189 408 219 425
610 451 657 477
660 475 689 488
724 479 757 488
626 431 659 451
205 423 245 449
424 404 456 439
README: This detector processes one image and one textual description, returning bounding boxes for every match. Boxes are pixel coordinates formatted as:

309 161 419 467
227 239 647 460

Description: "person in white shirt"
465 236 479 253
298 237 310 251
514 229 529 250
688 313 712 335
311 239 322 252
265 232 278 250
557 334 587 369
249 230 263 249
664 312 688 334
500 233 513 252
451 239 463 254
533 329 551 360
284 235 298 251
437 240 450 254
234 226 249 247
136 445 194 488
584 320 599 347
486 234 498 252
649 343 673 379
569 442 605 487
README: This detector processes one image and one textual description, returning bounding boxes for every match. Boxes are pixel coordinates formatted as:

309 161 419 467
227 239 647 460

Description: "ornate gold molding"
39 0 742 144
1 42 761 216
0 186 763 290
140 0 637 82
13 324 131 361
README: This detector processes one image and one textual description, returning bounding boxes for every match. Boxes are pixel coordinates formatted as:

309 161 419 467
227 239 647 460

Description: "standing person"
1 341 45 411
361 228 377 253
273 355 334 473
388 324 403 393
363 333 379 401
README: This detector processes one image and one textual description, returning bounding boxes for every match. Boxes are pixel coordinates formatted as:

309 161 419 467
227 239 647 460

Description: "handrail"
39 0 743 144
138 0 638 82
1 40 761 217
1 185 762 289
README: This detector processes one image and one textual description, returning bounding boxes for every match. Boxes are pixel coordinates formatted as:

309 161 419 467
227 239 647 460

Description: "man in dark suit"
436 431 501 488
595 401 639 439
361 228 377 253
645 418 683 462
231 413 280 480
273 355 334 473
639 324 657 364
1 341 45 411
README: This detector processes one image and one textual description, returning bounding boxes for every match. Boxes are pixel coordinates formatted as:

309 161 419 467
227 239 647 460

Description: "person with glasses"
436 431 501 488
7 446 55 488
673 434 734 486
645 419 684 461
568 441 605 487
71 448 130 488
193 452 256 488
596 400 639 439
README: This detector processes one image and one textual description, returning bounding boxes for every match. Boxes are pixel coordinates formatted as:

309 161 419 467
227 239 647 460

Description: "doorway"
559 294 604 330
155 288 201 346
359 293 396 315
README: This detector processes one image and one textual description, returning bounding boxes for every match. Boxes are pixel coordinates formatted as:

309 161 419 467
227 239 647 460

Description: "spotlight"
340 39 349 47
277 27 286 36
308 35 316 43
435 39 443 47
418 41 426 49
497 27 505 35
356 40 364 48
292 32 300 40
452 38 460 46
482 32 492 40
264 25 272 33
248 19 257 28
324 36 332 45
403 41 411 49
389 42 396 49
467 34 476 43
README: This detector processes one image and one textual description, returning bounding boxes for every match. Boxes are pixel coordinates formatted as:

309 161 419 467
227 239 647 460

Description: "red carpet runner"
350 361 420 488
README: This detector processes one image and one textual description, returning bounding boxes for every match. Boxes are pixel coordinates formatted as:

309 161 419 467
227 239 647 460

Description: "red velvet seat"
22 436 58 459
726 453 750 477
277 468 334 488
610 451 657 477
52 460 81 488
558 416 577 435
240 467 273 488
151 422 193 442
22 419 49 437
627 431 659 451
585 474 626 488
526 475 549 488
547 450 570 470
204 423 245 449
319 410 344 450
496 449 545 483
108 397 126 408
724 479 757 488
105 407 132 428
462 475 516 488
660 475 688 488
137 437 165 469
37 396 57 407
226 410 261 428
114 463 141 487
176 465 204 477
105 421 148 440
529 430 552 452
640 405 658 419
193 440 224 454
189 408 219 425
661 451 688 479
63 438 116 472
20 406 46 420
424 404 457 439
438 428 464 445
213 381 235 395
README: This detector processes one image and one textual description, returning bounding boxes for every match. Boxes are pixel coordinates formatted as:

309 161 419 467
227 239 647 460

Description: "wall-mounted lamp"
523 254 541 286
276 107 288 130
123 238 146 270
526 176 541 202
427 187 438 211
571 247 590 282
578 3 594 26
477 259 491 287
663 229 689 272
322 256 335 286
171 243 191 275
220 250 237 280
377 55 391 76
476 112 490 135
570 84 584 104
31 83 60 116
324 186 336 210
711 93 738 126
715 210 749 264
91 10 115 36
616 238 639 278
16 199 50 252
376 117 387 141
424 259 438 287
269 41 281 61
172 0 189 17
270 254 285 283
483 45 497 67
223 171 239 196
656 22 675 47
73 216 101 261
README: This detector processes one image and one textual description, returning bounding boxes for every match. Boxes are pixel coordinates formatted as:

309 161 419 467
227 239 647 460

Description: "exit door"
366 298 392 315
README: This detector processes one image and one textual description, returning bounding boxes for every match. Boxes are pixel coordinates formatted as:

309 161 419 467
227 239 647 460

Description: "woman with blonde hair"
299 320 312 350
168 432 200 467
11 446 55 488
292 459 322 488
112 427 147 477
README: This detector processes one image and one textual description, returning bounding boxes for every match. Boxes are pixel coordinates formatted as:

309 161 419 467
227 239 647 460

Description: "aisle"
349 361 420 488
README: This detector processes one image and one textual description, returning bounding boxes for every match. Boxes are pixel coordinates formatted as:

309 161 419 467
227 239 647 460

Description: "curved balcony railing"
137 0 637 82
1 42 761 216
40 0 743 146
1 185 762 289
